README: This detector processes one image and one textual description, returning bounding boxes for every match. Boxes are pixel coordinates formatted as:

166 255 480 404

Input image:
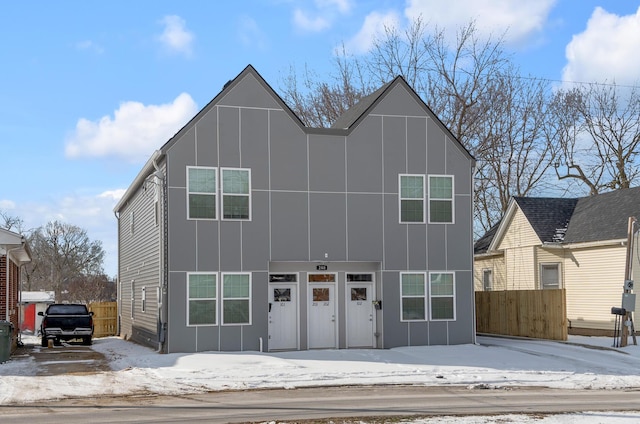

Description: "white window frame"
221 167 252 221
187 272 218 326
130 280 135 319
428 175 454 224
399 174 425 224
187 166 217 220
482 269 493 291
540 263 561 289
221 272 252 325
400 272 427 322
141 286 146 313
429 272 456 321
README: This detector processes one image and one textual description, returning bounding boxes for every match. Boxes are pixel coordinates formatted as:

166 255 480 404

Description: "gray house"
114 65 476 353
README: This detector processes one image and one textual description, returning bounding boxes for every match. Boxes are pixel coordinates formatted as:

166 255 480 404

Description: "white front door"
308 273 337 349
268 276 298 351
346 278 375 348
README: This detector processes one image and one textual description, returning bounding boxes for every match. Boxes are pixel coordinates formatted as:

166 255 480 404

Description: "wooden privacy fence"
89 302 117 338
475 289 567 341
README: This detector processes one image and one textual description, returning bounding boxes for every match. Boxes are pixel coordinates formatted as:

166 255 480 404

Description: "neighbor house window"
222 273 251 324
221 168 251 220
187 167 217 219
482 269 493 291
540 263 560 289
429 175 454 223
188 273 217 326
430 272 455 320
400 272 426 321
399 175 425 223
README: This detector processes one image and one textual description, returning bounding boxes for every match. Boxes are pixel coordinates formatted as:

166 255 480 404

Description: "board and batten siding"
563 244 627 330
117 168 163 346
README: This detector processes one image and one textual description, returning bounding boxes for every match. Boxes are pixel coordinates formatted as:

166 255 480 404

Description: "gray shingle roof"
474 187 640 253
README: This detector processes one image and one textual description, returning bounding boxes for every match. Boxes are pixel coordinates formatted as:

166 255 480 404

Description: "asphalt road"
1 385 640 423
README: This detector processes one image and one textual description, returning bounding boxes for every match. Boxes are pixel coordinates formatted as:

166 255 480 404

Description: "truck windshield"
47 305 88 315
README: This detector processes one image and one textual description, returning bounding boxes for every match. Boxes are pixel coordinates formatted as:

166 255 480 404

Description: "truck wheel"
41 338 48 347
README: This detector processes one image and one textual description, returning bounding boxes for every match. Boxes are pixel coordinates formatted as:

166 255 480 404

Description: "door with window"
346 274 375 348
308 273 337 349
268 274 298 351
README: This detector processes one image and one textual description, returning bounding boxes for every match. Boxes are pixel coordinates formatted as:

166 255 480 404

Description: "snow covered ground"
1 334 640 423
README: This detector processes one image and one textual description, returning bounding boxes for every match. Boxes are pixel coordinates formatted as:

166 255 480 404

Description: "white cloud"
0 200 16 210
65 93 198 163
404 0 556 45
344 11 401 54
562 6 640 85
316 0 352 14
293 9 330 32
291 0 353 32
75 40 104 54
238 16 268 50
157 15 195 57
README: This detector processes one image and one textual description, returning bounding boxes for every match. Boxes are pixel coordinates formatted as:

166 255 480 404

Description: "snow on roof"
20 291 55 303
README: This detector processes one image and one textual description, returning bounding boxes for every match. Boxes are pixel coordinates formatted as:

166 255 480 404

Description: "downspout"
152 153 169 354
114 210 121 338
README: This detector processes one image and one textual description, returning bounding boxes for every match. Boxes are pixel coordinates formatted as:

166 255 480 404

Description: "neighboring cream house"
474 188 640 334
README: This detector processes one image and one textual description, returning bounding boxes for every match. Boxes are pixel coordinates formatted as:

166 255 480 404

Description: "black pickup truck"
38 304 94 346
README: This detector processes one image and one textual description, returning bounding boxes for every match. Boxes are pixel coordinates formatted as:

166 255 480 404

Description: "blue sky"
2 0 640 277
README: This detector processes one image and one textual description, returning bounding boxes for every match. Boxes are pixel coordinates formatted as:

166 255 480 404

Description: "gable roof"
0 228 31 264
564 186 640 243
115 65 475 213
475 187 640 254
513 197 578 244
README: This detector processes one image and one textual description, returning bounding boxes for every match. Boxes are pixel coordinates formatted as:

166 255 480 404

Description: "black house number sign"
316 264 328 270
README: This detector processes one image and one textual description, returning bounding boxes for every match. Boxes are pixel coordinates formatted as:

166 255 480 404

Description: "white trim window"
187 166 217 220
187 273 217 326
482 269 493 291
141 286 146 313
221 168 251 220
399 174 425 223
428 175 454 223
400 272 427 321
222 273 252 325
540 263 561 289
430 272 455 320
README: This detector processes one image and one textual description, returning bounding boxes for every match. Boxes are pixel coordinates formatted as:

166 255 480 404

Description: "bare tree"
65 274 116 304
281 46 373 128
25 221 105 300
553 83 640 195
280 19 559 235
0 210 26 233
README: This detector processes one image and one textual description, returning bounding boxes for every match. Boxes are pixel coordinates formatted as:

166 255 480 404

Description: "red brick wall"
0 255 20 350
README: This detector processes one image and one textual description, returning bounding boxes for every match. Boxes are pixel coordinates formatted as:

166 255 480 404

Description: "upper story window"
429 175 454 223
187 167 217 219
399 175 425 223
221 168 251 220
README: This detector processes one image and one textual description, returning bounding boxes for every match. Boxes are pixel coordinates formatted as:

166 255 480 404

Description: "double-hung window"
430 272 455 320
188 273 217 325
400 272 426 321
540 263 560 289
222 273 251 325
399 175 425 223
429 175 454 223
188 167 217 219
482 269 493 291
221 168 251 220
